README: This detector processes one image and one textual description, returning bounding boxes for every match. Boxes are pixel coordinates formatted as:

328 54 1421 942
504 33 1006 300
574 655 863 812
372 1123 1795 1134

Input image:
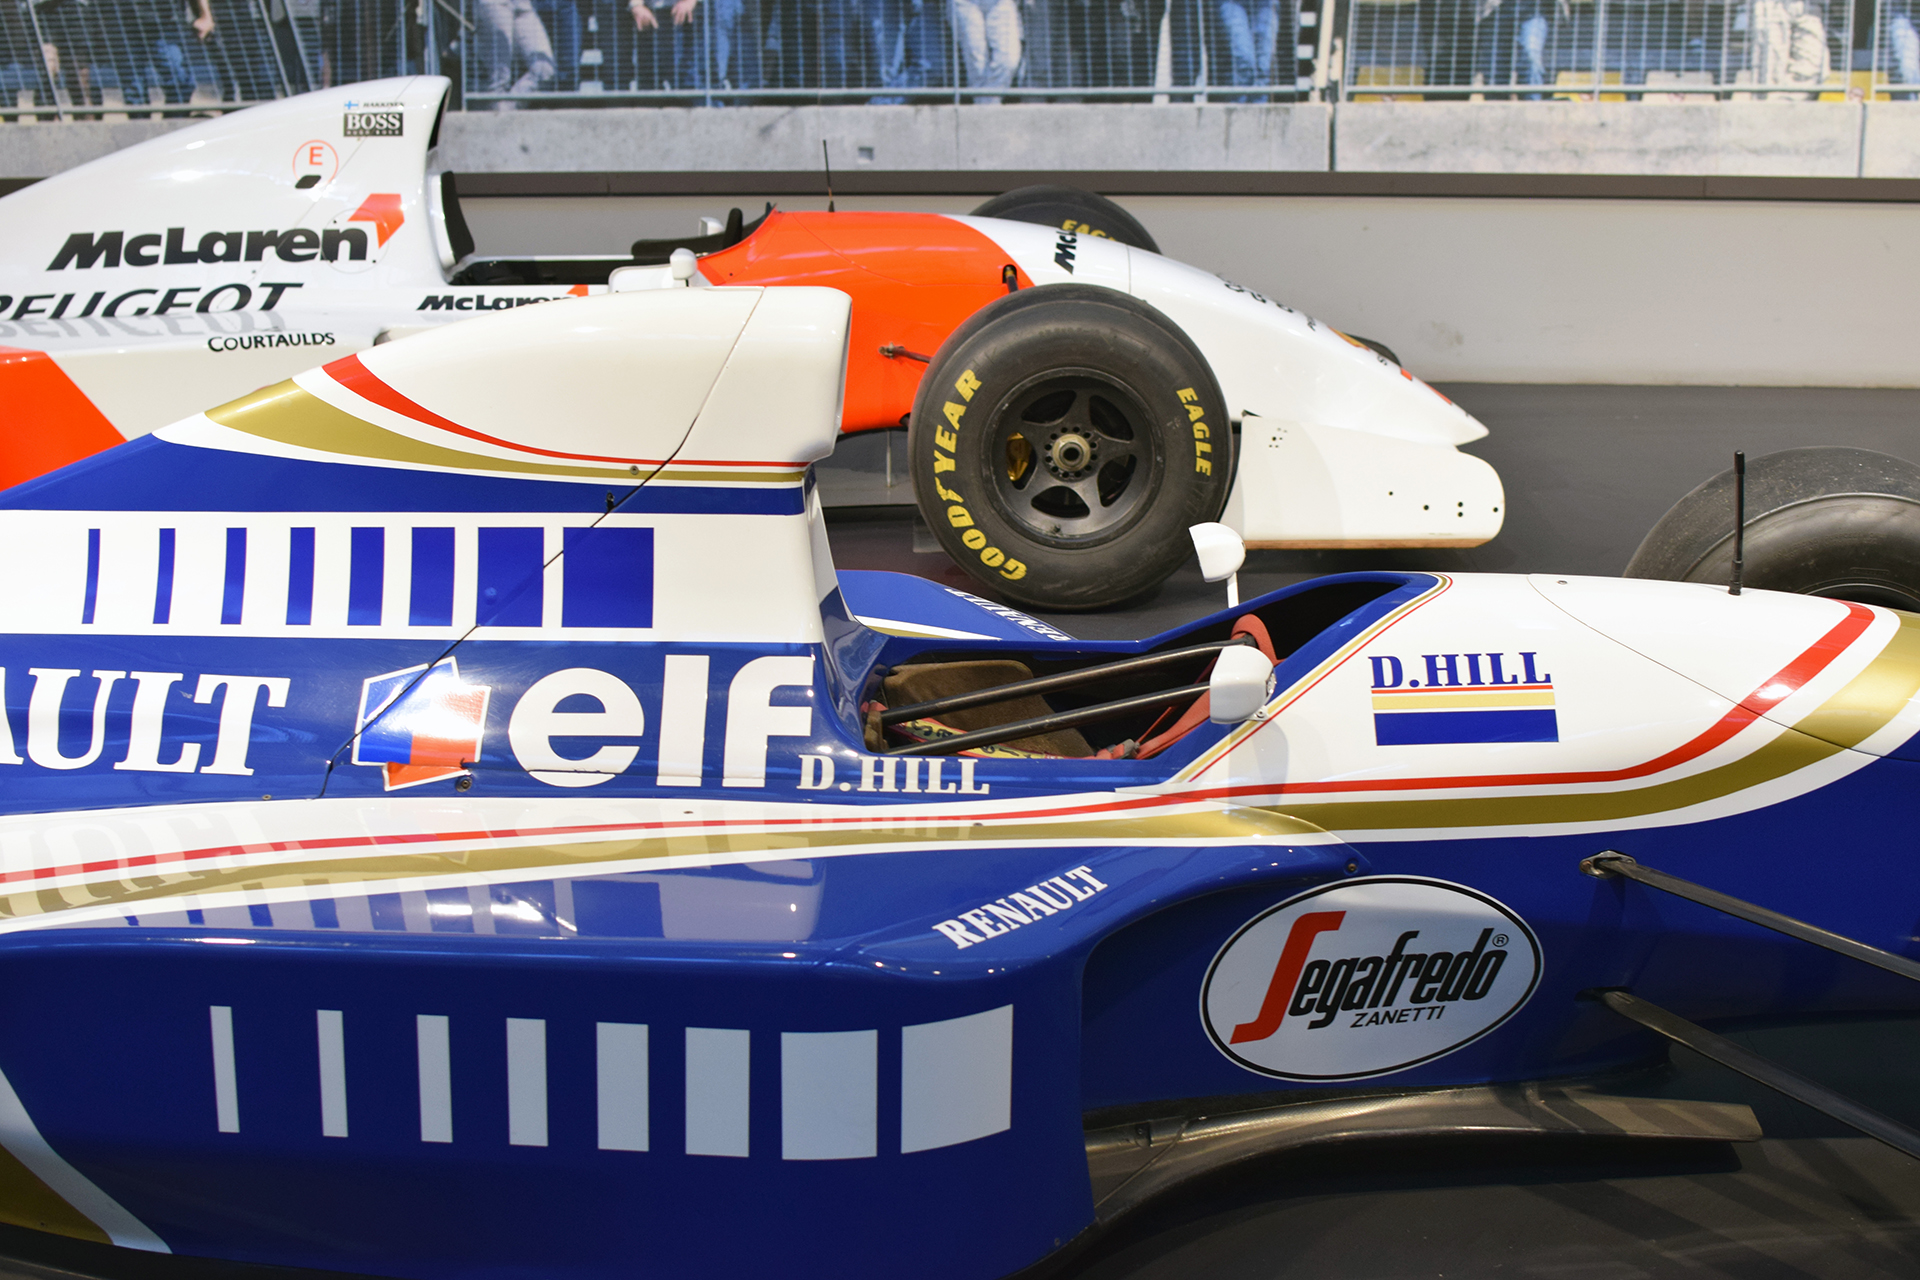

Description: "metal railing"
1343 0 1918 100
4 0 1918 117
455 0 1315 107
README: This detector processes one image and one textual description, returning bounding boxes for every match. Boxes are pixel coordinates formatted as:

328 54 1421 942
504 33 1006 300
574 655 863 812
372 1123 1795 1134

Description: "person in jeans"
952 0 1018 100
0 0 57 119
533 0 584 87
157 0 221 102
868 0 941 100
1886 0 1920 94
1125 0 1201 98
476 0 556 101
628 0 702 91
1475 0 1560 96
1216 0 1279 98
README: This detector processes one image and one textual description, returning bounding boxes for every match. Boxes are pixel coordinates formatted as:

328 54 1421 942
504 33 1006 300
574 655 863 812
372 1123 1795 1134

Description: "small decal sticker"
344 109 404 137
1200 877 1542 1080
353 658 491 790
293 139 338 190
1368 651 1557 745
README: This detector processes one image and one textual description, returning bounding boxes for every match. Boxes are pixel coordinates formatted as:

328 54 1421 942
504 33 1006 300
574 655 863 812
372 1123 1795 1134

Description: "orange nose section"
0 348 128 490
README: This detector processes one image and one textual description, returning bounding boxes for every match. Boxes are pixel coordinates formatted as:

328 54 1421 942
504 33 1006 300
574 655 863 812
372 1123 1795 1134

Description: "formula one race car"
0 287 1913 1280
0 76 1501 611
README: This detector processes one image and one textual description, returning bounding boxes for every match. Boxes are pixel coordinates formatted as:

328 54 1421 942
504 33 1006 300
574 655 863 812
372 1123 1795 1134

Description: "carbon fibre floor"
1051 1020 1920 1280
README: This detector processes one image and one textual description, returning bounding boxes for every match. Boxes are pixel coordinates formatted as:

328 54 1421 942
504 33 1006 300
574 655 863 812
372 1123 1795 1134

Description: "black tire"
1352 335 1400 366
1624 446 1920 610
908 285 1232 611
968 185 1161 255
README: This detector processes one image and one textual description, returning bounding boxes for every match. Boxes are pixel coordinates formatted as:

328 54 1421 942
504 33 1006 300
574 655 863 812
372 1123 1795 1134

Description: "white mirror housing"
1189 522 1246 584
1209 644 1276 724
670 247 699 283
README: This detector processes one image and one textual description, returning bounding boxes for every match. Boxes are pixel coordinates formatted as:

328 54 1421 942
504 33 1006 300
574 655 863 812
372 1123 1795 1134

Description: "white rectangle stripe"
542 525 564 630
209 1005 239 1134
506 1018 548 1147
684 1027 749 1158
317 1009 348 1138
417 1015 452 1143
596 1022 649 1152
781 1030 876 1161
901 1005 1013 1154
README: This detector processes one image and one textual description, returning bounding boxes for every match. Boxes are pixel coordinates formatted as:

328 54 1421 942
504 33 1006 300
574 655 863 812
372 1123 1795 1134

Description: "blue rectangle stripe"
348 527 384 626
409 527 455 627
220 528 247 626
81 528 99 625
561 527 654 629
477 527 543 627
1374 709 1559 746
286 527 314 626
152 528 175 626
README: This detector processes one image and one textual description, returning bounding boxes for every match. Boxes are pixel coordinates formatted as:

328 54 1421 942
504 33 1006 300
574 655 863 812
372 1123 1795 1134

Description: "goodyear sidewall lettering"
925 367 1027 582
1176 386 1212 476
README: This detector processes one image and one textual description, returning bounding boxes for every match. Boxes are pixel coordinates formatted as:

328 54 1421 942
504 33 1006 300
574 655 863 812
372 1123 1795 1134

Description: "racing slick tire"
968 186 1161 254
909 284 1233 611
1624 446 1920 610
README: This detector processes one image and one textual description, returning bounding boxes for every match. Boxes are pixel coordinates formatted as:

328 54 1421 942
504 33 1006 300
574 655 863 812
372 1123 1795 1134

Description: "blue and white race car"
0 285 1913 1278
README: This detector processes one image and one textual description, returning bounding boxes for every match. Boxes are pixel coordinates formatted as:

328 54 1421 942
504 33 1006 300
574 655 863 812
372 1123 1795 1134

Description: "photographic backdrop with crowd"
0 0 1908 117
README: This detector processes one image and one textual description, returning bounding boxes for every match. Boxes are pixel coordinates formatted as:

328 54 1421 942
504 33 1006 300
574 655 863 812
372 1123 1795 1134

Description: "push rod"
881 637 1250 727
884 685 1207 757
1582 852 1920 985
1594 989 1920 1162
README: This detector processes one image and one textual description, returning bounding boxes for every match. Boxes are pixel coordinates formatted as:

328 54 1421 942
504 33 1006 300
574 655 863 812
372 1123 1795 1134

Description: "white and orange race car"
0 76 1501 609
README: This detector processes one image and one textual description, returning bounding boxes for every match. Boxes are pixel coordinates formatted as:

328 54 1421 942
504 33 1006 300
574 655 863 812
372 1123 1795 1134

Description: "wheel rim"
984 371 1162 548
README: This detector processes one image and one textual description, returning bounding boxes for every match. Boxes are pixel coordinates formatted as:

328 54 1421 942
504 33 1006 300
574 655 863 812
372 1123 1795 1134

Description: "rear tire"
1624 446 1920 610
968 186 1161 255
908 285 1232 611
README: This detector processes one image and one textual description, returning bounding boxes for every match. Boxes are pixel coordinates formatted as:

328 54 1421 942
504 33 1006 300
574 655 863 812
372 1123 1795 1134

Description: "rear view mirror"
1189 522 1245 582
1190 522 1247 609
1209 644 1276 724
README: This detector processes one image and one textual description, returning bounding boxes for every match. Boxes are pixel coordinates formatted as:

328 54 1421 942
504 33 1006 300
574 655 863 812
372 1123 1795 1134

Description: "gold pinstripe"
0 806 1324 923
205 382 803 485
1266 611 1920 832
0 1147 110 1244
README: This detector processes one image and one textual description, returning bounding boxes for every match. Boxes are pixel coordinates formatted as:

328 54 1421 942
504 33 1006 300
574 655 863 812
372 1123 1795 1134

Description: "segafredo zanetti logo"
1200 877 1541 1080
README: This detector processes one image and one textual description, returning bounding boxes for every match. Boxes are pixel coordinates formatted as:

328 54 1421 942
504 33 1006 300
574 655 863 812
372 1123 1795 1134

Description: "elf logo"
1200 877 1541 1081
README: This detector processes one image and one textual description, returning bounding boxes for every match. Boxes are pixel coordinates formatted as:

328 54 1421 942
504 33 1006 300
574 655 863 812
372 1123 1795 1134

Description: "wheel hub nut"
1049 432 1094 475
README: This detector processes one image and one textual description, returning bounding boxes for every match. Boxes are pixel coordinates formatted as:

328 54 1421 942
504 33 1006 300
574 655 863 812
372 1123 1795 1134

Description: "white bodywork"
948 220 1501 548
0 77 1503 549
0 77 579 439
0 288 1900 931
